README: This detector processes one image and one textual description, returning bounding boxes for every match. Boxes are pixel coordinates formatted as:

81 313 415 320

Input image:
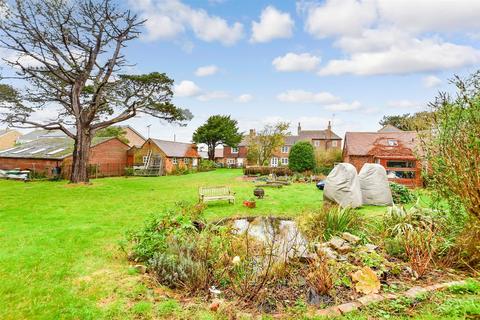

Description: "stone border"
312 280 466 317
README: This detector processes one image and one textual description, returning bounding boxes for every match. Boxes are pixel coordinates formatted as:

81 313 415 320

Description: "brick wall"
346 155 374 172
0 138 130 178
223 146 248 158
0 157 62 176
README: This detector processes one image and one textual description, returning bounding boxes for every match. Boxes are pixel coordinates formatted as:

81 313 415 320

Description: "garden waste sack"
358 163 393 206
323 163 363 208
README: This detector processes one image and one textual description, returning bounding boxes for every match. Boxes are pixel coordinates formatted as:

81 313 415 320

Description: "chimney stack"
249 129 256 136
297 122 302 135
327 121 331 131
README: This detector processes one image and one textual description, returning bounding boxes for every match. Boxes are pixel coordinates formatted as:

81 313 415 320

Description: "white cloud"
376 0 480 33
301 1 480 76
422 75 442 88
251 6 294 43
174 80 201 97
303 0 377 38
131 0 243 46
277 90 340 104
319 35 480 76
195 65 219 77
278 89 362 112
387 100 422 109
324 101 361 111
197 91 230 101
272 53 320 72
236 94 253 103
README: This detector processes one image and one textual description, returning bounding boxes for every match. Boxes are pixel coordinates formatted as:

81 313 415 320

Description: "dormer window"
231 147 239 153
387 139 398 146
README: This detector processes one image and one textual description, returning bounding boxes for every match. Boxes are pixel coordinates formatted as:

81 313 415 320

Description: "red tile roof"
344 131 419 157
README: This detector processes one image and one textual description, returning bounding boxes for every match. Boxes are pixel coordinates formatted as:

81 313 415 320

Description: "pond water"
229 217 310 261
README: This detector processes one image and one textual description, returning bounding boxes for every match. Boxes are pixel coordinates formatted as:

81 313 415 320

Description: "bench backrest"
199 186 231 197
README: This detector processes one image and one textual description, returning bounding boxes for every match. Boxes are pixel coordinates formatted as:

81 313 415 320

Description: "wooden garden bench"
199 186 235 204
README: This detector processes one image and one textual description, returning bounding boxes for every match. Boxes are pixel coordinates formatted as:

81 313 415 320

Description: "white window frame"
281 146 289 153
231 147 239 153
227 158 235 165
281 157 289 165
271 157 278 167
314 140 320 147
332 140 337 147
184 158 190 164
172 157 178 165
142 156 149 164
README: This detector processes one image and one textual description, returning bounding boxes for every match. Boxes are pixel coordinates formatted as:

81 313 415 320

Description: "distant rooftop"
150 139 198 158
0 136 115 159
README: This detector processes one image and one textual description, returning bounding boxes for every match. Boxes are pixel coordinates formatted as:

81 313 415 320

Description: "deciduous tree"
0 0 191 183
246 122 289 166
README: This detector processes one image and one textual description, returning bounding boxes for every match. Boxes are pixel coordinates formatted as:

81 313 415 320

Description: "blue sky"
11 0 480 142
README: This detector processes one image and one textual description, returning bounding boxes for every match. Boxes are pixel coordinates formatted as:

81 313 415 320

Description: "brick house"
130 138 200 175
0 129 22 150
0 136 130 178
223 122 342 167
342 129 422 187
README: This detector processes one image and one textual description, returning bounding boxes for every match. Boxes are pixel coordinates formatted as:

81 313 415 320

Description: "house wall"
310 139 342 151
345 155 374 172
344 154 422 187
0 131 21 150
0 139 130 178
132 140 199 174
0 157 63 175
62 138 130 177
223 146 248 167
123 128 146 148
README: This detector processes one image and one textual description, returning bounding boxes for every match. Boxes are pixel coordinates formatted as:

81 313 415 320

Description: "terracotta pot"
243 200 256 208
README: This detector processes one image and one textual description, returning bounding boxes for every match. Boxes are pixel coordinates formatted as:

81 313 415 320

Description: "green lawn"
0 169 386 319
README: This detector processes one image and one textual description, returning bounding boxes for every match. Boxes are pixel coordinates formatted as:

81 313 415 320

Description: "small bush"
298 206 361 241
390 182 417 204
288 141 316 173
124 167 134 176
305 253 333 295
243 166 292 176
403 228 437 278
198 159 216 172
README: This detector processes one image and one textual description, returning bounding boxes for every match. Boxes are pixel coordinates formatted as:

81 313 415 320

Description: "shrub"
149 240 209 292
124 167 134 176
243 166 292 176
198 159 216 172
288 141 316 173
305 253 333 295
389 182 416 204
314 149 342 174
298 206 362 241
403 228 437 278
126 202 204 262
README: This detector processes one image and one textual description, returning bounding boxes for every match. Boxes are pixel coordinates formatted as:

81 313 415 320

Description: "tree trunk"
208 143 215 161
70 127 93 183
